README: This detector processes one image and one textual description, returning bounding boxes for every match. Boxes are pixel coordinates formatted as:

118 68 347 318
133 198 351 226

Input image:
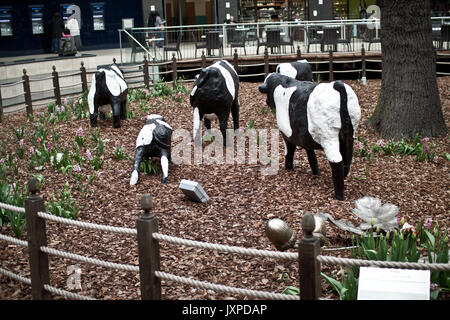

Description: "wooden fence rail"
0 46 380 123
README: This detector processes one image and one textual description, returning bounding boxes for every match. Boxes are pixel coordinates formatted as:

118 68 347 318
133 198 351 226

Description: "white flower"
351 196 399 232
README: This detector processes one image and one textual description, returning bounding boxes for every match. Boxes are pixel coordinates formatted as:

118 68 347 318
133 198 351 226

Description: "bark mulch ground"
0 77 449 300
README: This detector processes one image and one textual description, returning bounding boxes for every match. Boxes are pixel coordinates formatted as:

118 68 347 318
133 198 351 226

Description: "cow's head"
258 73 295 112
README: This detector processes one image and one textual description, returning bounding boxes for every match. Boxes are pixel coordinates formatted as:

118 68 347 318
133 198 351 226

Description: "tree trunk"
368 0 447 140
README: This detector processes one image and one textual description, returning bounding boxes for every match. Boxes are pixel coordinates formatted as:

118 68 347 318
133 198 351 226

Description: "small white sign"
226 2 230 8
226 13 230 20
313 10 318 17
318 0 323 5
150 5 155 11
358 267 430 300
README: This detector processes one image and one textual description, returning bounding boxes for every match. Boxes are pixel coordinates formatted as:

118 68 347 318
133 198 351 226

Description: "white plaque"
318 0 323 5
313 10 318 17
226 2 230 8
357 267 430 300
150 5 155 11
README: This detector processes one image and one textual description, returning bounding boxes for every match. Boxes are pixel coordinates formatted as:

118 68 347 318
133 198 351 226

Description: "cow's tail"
333 81 353 179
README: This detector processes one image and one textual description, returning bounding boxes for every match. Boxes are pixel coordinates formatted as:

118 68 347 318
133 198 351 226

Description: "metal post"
80 61 88 93
22 69 33 116
172 54 177 90
329 48 334 82
298 212 321 300
361 44 367 85
136 194 161 300
264 47 269 77
24 176 51 300
143 57 150 90
52 66 61 106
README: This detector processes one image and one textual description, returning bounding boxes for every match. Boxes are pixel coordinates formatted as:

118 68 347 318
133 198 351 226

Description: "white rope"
0 233 28 247
43 284 96 300
40 246 139 273
0 202 25 213
0 266 32 285
155 271 299 300
37 211 137 235
152 233 297 260
317 255 450 271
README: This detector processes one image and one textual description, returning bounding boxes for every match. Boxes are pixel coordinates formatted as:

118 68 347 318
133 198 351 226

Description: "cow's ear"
196 69 210 88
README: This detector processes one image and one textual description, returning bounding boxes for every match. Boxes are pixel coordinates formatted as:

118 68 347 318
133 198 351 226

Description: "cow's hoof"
130 170 139 185
334 194 344 201
161 177 168 184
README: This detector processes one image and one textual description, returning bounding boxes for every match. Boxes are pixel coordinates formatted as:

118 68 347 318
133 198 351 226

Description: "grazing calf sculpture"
276 60 314 82
258 73 361 200
88 64 128 128
130 115 173 185
190 60 239 145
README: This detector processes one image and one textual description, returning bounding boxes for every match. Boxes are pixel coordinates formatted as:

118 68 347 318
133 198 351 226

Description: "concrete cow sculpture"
130 115 173 185
88 64 128 128
190 60 239 145
258 73 361 200
276 60 314 82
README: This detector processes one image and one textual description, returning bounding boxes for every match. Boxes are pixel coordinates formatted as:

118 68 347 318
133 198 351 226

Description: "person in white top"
66 15 82 50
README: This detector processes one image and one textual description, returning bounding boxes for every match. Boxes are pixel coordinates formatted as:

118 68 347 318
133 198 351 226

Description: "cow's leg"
193 107 203 146
340 135 354 179
204 118 211 131
306 149 320 175
231 98 240 130
330 161 345 201
120 100 127 120
90 105 98 127
111 97 121 128
218 113 230 146
160 148 170 183
130 146 145 185
284 139 296 170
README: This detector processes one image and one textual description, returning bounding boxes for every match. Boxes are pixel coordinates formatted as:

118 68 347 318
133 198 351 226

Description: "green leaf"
281 286 300 295
321 272 344 300
425 230 435 248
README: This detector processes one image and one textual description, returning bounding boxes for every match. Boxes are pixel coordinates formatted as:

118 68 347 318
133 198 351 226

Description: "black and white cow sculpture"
258 73 361 200
276 60 314 82
88 64 128 128
130 115 173 185
190 60 239 145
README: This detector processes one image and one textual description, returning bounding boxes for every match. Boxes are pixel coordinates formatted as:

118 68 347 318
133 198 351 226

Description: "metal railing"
118 17 450 64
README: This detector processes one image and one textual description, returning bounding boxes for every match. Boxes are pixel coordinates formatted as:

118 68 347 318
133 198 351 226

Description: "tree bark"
368 0 447 140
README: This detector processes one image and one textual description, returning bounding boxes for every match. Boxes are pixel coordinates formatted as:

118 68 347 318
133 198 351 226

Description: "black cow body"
130 115 173 185
88 64 128 128
258 73 361 200
190 60 240 145
276 60 314 82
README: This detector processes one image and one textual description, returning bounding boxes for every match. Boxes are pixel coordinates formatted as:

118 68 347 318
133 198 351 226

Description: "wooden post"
298 212 321 300
296 46 302 60
24 176 51 300
52 66 61 106
0 86 3 123
22 69 33 116
264 47 269 77
329 48 334 82
361 44 367 83
80 61 88 93
201 51 206 69
233 49 239 71
136 194 161 300
172 54 177 90
143 56 150 90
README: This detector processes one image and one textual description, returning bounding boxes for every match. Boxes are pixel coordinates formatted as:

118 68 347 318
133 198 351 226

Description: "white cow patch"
298 59 308 64
277 63 297 79
213 64 235 99
88 74 96 114
99 68 127 97
306 82 361 163
160 155 169 179
273 85 297 138
130 170 139 185
136 123 156 148
156 119 173 130
190 85 197 96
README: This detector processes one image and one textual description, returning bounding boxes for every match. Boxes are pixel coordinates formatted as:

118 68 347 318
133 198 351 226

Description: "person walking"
148 10 165 48
50 12 64 53
66 13 82 50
